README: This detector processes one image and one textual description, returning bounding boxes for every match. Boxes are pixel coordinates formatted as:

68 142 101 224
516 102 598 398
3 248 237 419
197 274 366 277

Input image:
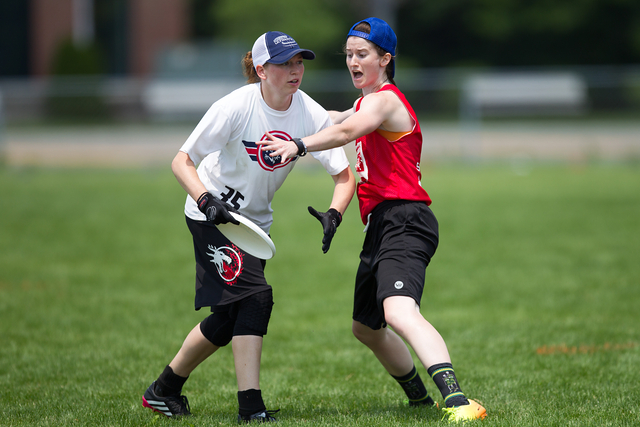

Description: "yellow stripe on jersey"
375 127 411 142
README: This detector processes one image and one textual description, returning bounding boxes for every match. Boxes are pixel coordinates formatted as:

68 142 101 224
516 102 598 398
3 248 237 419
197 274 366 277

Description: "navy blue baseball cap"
252 31 315 68
347 17 397 77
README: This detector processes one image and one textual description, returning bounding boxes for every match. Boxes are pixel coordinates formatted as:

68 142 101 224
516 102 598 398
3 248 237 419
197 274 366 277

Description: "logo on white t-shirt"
242 130 295 172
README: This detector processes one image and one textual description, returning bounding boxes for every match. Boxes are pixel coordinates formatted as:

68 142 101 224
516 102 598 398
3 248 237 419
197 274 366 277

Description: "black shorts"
353 200 439 330
186 217 271 310
200 289 274 346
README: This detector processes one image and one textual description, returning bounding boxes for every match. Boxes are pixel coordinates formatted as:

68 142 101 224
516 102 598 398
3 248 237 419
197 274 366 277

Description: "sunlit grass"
1 163 639 426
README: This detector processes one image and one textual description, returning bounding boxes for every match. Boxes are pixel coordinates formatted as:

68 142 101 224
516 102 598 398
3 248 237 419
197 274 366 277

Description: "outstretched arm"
328 108 355 125
262 91 395 161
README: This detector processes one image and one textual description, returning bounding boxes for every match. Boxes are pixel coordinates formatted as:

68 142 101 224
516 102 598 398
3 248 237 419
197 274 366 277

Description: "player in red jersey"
261 17 486 423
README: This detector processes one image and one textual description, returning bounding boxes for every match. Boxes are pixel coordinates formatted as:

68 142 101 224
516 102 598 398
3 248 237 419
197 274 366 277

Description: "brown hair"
242 51 260 83
348 22 396 86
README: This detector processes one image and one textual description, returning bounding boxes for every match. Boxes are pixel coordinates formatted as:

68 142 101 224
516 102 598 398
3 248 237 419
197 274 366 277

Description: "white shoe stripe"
146 400 172 416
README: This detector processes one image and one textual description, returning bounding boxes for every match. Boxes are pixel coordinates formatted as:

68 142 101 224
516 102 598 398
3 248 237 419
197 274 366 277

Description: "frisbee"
216 212 276 260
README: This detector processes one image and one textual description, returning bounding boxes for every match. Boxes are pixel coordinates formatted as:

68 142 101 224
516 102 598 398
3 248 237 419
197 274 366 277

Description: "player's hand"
261 132 299 163
308 206 342 253
197 192 240 225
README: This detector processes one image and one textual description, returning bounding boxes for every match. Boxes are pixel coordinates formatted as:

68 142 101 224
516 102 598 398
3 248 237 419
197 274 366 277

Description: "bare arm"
171 150 208 201
328 166 356 215
262 91 400 160
328 108 355 125
309 165 356 253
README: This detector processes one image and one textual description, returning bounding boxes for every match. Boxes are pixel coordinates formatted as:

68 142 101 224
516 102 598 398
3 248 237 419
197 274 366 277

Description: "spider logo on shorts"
206 244 243 284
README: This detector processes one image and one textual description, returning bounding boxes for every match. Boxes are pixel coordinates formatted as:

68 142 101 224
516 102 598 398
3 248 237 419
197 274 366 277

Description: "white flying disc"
216 212 276 260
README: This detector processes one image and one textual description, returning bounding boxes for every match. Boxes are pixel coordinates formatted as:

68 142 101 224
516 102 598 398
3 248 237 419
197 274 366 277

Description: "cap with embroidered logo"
252 31 315 68
347 17 397 77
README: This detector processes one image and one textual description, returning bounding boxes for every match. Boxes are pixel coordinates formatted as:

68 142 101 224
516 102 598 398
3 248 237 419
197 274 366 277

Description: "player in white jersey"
142 31 356 423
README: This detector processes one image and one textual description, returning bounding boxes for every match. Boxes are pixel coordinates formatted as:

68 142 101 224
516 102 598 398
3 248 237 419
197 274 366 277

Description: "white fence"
0 65 639 122
460 72 587 119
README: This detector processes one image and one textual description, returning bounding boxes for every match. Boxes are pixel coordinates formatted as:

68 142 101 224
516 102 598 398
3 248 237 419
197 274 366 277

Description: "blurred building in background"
1 0 195 121
2 0 188 77
0 0 638 124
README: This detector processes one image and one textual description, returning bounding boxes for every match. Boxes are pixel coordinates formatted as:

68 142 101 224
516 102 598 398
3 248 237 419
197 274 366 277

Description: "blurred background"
1 0 639 165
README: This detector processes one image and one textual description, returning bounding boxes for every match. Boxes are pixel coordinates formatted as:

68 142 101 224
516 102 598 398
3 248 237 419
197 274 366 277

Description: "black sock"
391 365 435 406
237 389 266 416
427 363 469 407
155 365 188 397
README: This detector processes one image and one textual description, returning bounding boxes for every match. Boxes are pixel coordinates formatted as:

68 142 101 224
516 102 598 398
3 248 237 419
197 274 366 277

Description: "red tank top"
354 84 432 224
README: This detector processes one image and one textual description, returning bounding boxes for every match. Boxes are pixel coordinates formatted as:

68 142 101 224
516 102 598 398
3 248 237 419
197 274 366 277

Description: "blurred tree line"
191 0 640 68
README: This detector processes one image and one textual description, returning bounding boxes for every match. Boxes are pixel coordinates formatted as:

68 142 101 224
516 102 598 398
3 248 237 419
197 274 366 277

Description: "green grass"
1 163 639 426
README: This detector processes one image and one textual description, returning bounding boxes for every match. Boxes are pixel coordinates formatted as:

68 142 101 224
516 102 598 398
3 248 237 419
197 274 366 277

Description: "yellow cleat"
441 399 486 422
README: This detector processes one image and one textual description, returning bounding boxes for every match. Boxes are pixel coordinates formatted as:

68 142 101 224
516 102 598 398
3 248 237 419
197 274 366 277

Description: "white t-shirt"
180 83 350 233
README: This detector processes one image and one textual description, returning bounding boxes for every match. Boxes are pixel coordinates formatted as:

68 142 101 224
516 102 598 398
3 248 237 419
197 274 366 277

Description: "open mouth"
352 71 363 79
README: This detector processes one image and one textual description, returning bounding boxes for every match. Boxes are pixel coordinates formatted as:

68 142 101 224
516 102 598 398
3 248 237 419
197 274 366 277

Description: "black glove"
197 192 239 225
308 206 342 253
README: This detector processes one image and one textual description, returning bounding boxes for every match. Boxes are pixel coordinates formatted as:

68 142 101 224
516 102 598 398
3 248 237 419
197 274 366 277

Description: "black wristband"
292 138 307 157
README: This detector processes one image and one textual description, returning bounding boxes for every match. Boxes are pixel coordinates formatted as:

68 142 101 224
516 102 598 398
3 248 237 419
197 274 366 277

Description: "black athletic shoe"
408 396 438 407
142 381 191 417
238 409 280 423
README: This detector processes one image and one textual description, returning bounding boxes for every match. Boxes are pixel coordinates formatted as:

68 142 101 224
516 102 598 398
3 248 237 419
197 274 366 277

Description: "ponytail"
242 51 260 83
